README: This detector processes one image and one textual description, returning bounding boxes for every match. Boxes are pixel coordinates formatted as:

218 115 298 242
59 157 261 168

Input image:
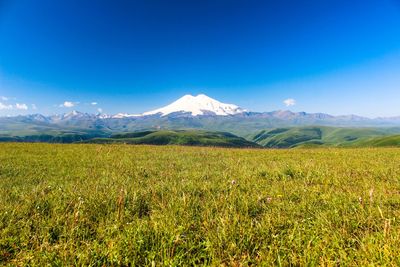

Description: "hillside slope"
85 130 261 148
349 135 400 147
251 126 400 148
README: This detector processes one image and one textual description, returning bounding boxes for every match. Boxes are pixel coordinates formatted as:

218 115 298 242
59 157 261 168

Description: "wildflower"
258 196 272 204
231 180 236 185
358 196 363 204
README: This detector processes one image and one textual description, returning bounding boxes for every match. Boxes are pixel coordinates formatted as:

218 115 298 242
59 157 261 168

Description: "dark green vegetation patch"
84 130 261 148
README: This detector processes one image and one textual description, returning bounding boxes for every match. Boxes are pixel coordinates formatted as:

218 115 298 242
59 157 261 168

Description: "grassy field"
1 143 400 265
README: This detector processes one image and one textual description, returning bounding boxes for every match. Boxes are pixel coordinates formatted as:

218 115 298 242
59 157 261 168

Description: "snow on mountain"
47 111 110 121
63 110 85 119
142 94 246 116
112 113 142 119
97 113 112 119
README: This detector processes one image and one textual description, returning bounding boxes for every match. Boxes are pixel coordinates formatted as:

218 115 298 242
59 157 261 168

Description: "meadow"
1 143 400 265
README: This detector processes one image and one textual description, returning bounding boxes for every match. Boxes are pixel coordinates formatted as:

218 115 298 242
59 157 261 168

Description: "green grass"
1 143 400 265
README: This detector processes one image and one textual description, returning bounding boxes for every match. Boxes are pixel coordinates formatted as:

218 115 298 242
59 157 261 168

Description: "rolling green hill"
251 126 400 148
84 130 261 148
2 124 400 148
349 135 400 147
0 131 110 143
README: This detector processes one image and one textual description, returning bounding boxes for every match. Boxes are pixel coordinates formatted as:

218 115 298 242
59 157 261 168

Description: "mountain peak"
143 94 247 116
63 110 83 118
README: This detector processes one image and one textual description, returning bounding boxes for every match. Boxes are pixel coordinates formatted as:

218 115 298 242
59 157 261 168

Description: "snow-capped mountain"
143 94 246 116
3 94 400 136
49 110 97 121
112 113 141 119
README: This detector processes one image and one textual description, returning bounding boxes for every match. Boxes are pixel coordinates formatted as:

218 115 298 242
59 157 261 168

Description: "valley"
2 95 400 148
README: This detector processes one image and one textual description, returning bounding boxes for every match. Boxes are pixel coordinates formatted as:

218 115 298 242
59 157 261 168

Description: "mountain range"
1 94 400 147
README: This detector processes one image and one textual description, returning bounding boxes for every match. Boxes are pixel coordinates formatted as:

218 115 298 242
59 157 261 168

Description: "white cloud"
32 104 37 110
0 102 13 110
1 96 9 101
60 101 76 108
15 103 28 110
283 98 296 107
91 102 98 106
97 108 103 113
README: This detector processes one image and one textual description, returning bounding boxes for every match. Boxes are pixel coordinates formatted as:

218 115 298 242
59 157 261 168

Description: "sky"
1 0 400 117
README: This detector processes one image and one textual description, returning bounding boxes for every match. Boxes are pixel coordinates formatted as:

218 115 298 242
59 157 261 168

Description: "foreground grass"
1 143 400 265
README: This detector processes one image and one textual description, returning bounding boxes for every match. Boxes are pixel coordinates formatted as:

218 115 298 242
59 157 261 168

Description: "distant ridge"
1 94 400 139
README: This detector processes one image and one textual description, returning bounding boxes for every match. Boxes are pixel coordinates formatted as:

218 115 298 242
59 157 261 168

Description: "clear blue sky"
1 0 400 117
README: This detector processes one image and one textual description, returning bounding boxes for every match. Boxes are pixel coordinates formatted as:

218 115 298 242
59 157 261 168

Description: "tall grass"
1 143 400 265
